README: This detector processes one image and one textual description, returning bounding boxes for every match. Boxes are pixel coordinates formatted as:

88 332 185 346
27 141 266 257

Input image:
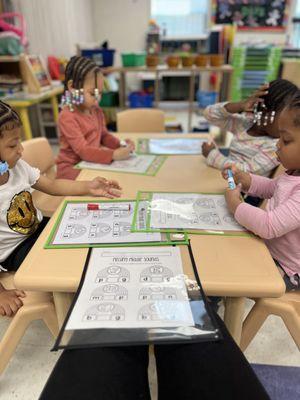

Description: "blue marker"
227 169 236 190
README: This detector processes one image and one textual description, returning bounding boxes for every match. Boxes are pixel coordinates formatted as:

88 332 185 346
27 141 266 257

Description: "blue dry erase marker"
227 169 236 190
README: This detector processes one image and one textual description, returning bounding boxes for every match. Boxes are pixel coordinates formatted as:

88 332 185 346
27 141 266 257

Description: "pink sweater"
56 106 120 179
235 173 300 277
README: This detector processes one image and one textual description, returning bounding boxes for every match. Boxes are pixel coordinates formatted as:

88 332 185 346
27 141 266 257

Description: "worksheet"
148 192 246 232
66 246 195 330
50 201 161 246
137 138 207 155
77 154 165 175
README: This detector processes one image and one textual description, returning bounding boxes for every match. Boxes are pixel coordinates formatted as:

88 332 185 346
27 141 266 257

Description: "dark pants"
40 314 269 400
2 217 49 271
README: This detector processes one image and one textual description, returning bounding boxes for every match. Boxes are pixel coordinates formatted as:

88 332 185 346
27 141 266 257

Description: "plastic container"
128 91 154 108
194 54 209 67
209 54 224 67
121 53 146 67
81 48 115 67
181 56 194 67
99 91 119 107
146 54 159 67
196 91 218 108
166 55 180 68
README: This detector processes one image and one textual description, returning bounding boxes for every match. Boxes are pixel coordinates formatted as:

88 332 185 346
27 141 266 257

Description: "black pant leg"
2 217 49 271
154 313 269 400
39 346 151 400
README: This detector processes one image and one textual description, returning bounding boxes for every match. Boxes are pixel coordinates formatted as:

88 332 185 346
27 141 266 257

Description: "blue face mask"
0 160 9 175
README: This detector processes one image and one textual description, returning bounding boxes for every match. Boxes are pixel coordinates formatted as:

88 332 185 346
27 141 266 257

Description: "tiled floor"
1 111 299 398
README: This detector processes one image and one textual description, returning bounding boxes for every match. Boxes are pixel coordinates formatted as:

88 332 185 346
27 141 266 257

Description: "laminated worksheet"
47 201 161 247
76 154 166 176
66 246 194 330
149 192 245 231
137 138 207 155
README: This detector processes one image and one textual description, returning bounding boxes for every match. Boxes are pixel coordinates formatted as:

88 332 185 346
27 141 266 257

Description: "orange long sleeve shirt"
56 106 120 179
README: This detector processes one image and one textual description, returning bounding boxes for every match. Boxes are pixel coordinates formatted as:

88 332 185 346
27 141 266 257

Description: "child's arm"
203 85 268 134
222 166 277 199
98 108 121 150
205 145 279 176
0 283 26 317
33 175 122 198
59 116 116 164
233 192 300 239
203 102 252 134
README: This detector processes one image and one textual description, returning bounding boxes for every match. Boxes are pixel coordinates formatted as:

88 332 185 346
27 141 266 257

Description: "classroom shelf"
102 65 233 132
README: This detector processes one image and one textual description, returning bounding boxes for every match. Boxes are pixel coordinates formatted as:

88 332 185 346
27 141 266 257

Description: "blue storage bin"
128 91 154 108
197 91 217 108
81 49 115 67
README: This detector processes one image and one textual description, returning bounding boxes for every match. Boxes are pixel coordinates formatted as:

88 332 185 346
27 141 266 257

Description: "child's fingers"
15 290 26 298
108 188 122 197
109 180 122 190
13 296 24 308
3 303 12 317
0 307 5 316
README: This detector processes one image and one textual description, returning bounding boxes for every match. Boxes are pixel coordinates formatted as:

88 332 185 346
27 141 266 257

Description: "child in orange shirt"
56 56 134 179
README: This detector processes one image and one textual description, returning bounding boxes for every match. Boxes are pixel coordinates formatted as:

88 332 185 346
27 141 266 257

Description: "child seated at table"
0 100 122 317
202 79 298 177
223 91 300 291
56 56 135 180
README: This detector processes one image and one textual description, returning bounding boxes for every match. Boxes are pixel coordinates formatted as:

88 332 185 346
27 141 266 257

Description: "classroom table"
14 133 285 344
2 85 63 140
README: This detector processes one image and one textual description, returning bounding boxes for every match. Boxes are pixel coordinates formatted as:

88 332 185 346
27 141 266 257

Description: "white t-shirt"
0 159 42 263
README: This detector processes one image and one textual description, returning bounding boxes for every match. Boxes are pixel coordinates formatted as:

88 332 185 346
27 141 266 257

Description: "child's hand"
222 164 251 192
113 146 131 161
225 184 243 214
124 139 135 152
242 83 269 113
88 177 122 198
0 289 26 317
202 142 216 158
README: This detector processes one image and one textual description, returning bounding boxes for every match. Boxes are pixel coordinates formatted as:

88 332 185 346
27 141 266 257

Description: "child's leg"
0 282 25 317
275 260 300 291
154 313 269 400
39 346 151 400
1 217 49 270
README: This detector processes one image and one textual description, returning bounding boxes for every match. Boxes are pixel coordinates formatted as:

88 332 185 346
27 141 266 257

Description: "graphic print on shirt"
6 191 39 235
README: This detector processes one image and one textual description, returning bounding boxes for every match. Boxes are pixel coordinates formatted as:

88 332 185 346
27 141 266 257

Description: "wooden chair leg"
42 304 59 338
240 300 269 352
0 302 57 374
281 310 300 351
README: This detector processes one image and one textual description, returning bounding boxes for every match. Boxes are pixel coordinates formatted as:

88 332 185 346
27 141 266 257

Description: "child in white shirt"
0 101 122 317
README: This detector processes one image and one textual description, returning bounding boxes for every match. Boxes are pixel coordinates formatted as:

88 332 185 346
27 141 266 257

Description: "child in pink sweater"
224 92 300 291
56 56 134 179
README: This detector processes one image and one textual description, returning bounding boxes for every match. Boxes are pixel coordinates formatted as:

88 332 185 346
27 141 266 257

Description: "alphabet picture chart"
148 192 246 232
48 201 161 247
65 247 194 330
76 154 166 176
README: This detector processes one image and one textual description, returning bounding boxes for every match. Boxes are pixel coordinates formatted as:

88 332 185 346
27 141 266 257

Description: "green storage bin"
99 92 119 107
121 53 146 67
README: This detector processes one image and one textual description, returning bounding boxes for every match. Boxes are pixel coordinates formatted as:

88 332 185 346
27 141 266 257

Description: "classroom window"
151 0 209 38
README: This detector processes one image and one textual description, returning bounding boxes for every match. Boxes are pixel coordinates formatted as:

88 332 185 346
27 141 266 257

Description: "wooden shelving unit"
102 65 233 131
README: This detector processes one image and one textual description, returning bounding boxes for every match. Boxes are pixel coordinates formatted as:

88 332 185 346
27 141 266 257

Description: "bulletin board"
212 0 289 31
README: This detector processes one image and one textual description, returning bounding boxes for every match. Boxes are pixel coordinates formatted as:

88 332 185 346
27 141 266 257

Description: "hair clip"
79 88 84 105
60 90 74 111
94 88 100 101
263 113 268 126
0 160 9 175
270 111 276 124
256 111 262 126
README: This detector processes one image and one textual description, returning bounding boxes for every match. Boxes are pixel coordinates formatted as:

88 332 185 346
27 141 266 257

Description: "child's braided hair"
283 90 300 127
261 79 298 112
64 56 101 90
0 101 22 136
